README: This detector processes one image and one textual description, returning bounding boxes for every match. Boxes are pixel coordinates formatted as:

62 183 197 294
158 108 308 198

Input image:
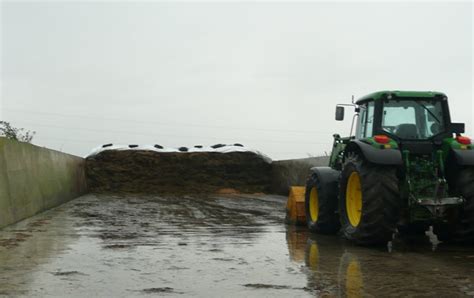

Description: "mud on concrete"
0 193 473 297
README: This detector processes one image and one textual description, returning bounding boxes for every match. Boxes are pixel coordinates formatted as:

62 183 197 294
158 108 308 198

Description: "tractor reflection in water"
285 226 474 297
286 226 356 296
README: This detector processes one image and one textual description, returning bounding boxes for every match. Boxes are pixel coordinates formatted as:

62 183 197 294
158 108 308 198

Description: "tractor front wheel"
339 154 400 245
305 171 340 234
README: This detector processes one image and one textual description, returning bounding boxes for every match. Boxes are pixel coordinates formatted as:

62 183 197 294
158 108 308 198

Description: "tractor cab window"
356 101 374 139
382 99 445 139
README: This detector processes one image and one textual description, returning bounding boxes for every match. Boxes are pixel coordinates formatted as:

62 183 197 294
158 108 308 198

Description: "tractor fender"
345 140 403 165
450 149 474 166
309 167 340 184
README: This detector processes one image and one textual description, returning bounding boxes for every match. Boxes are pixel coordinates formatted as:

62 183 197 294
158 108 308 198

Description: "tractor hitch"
417 197 464 218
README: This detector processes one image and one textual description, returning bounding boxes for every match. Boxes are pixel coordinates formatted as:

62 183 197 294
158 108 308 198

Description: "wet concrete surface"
0 193 473 297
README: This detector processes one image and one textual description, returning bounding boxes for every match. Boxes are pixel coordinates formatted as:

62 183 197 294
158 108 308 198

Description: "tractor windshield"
382 99 445 139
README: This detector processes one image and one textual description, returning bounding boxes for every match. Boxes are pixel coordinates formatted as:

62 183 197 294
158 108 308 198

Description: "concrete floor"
0 194 473 297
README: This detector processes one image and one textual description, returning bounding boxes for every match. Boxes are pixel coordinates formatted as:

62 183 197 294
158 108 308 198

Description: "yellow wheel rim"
309 187 319 222
346 172 362 227
346 259 363 297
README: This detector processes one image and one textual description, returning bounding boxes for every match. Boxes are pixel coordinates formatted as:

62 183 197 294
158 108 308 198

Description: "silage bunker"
85 145 272 194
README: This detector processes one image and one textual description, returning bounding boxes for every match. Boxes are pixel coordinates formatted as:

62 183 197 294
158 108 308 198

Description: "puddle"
0 194 473 297
286 226 474 297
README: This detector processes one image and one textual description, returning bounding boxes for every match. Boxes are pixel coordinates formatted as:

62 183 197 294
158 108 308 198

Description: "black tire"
450 168 474 243
339 154 400 245
305 169 340 234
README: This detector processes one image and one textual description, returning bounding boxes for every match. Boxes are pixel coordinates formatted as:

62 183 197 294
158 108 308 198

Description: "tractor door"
355 101 375 140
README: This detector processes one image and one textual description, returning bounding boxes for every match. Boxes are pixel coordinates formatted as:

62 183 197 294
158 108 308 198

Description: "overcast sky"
1 1 472 160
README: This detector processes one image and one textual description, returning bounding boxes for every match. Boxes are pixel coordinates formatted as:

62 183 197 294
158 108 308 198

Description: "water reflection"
0 207 75 296
341 253 363 297
286 225 474 297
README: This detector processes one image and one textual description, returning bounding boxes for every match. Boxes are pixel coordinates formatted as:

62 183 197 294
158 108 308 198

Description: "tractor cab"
333 91 470 168
336 91 465 153
356 96 449 142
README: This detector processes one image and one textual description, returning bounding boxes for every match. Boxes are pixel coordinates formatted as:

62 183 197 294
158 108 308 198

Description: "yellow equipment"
286 186 306 225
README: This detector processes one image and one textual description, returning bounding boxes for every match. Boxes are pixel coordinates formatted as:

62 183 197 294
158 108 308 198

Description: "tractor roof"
356 90 446 104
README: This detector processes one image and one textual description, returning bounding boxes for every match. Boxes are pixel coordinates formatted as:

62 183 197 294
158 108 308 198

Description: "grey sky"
1 1 472 160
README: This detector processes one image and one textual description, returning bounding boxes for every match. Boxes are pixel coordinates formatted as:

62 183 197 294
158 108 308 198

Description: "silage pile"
85 144 272 194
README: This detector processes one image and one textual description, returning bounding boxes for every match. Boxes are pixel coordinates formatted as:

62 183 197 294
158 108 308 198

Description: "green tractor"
306 90 474 245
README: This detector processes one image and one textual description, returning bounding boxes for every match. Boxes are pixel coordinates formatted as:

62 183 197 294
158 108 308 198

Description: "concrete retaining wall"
271 156 330 195
0 137 87 229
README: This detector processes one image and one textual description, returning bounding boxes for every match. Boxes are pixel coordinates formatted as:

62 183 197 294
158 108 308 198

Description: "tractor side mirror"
335 106 345 121
451 122 465 135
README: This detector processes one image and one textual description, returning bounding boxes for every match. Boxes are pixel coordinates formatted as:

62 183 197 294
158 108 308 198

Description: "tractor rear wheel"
305 170 340 234
339 154 400 245
444 168 474 243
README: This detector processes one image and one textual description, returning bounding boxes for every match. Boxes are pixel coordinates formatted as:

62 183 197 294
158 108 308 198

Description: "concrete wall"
271 156 330 195
0 137 87 229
